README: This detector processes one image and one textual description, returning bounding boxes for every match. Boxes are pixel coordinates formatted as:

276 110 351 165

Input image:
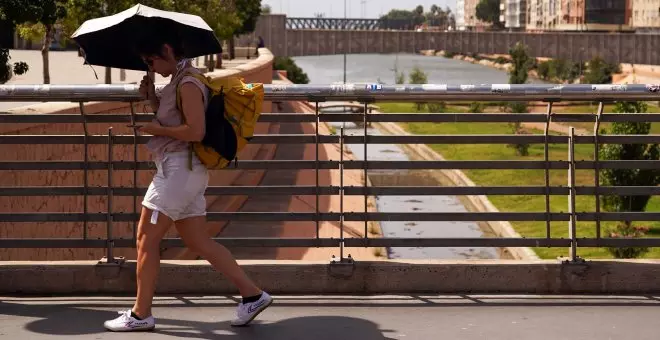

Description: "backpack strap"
175 70 209 171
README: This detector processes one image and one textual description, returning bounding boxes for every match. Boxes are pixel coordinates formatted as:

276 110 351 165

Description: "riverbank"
419 49 660 85
378 101 660 260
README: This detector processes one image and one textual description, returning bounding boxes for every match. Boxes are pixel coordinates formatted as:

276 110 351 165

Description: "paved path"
2 295 660 339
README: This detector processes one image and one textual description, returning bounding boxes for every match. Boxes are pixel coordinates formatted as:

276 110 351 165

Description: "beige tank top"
146 63 209 160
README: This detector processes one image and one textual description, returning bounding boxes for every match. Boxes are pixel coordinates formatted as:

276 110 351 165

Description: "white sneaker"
230 292 273 327
103 309 155 332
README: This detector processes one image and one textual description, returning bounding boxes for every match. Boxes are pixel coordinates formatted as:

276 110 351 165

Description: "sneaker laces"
117 309 132 321
236 303 248 317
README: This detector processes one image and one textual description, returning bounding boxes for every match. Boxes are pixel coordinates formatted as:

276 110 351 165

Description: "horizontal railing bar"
4 237 660 248
2 160 658 171
3 83 660 102
3 186 659 197
368 113 660 123
343 212 571 221
343 160 570 170
574 186 660 195
0 212 343 222
576 238 660 247
0 186 342 196
3 134 660 146
0 134 339 145
343 238 572 247
343 186 571 195
576 212 660 221
5 212 657 223
0 161 341 170
5 113 660 125
574 160 660 169
0 238 342 248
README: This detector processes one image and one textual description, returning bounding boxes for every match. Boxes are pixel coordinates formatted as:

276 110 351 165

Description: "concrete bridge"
241 15 660 65
4 48 660 338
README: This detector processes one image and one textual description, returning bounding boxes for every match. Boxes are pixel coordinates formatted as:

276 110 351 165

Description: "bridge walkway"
1 295 659 339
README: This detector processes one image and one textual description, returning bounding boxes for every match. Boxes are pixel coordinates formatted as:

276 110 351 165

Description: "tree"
273 56 308 84
231 0 262 60
13 0 67 84
600 101 660 258
507 42 533 156
182 0 240 70
408 66 427 111
475 0 502 30
0 0 65 84
261 4 271 14
58 0 134 84
583 56 620 84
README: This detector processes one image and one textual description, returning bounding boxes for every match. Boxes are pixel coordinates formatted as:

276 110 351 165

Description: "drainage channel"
329 120 503 260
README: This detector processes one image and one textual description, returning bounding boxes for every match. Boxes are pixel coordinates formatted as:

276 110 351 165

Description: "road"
1 295 660 339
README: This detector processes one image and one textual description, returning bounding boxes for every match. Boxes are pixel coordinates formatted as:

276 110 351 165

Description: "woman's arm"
144 82 205 141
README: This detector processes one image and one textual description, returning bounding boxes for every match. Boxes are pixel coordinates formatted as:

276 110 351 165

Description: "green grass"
380 102 660 259
552 103 660 134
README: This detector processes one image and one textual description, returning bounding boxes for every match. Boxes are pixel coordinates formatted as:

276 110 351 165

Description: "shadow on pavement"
156 317 398 340
0 302 397 339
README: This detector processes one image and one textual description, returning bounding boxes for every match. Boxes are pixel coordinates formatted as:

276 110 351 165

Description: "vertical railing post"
105 127 116 264
568 127 579 262
593 102 604 239
339 126 345 261
543 102 553 239
315 101 320 240
79 102 89 240
129 102 139 241
363 102 368 240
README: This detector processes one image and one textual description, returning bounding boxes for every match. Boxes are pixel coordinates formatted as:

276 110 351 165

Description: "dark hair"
133 24 185 59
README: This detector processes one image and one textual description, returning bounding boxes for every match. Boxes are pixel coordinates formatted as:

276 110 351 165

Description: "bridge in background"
240 15 660 65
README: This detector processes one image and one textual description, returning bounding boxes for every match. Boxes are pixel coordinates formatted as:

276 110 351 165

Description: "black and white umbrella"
71 3 222 71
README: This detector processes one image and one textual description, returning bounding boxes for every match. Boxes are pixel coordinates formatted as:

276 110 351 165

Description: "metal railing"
1 83 660 263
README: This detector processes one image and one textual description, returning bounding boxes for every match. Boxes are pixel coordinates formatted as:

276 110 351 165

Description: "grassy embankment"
378 102 660 259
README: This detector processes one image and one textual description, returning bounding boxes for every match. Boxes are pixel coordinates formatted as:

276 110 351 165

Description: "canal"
295 53 528 259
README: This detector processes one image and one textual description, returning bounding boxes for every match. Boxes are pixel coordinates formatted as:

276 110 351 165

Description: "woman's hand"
139 75 156 100
137 120 163 136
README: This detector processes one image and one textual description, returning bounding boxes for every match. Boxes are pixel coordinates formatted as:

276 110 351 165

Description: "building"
503 0 527 30
456 0 488 31
526 0 632 31
526 0 544 31
456 0 466 30
631 0 660 32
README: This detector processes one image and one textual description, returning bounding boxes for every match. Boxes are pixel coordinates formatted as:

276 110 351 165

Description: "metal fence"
1 83 660 263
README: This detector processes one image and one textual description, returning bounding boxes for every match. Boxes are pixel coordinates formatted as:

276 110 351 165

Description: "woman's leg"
175 216 261 297
132 207 173 318
175 216 272 326
104 206 172 332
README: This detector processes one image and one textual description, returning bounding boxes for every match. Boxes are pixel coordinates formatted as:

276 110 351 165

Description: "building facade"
456 0 466 30
504 0 527 30
456 0 487 30
525 0 632 31
631 0 660 31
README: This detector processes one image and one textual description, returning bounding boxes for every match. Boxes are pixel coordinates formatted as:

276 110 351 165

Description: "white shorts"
142 150 209 221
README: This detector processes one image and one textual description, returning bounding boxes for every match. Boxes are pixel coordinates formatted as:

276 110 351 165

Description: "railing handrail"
2 83 660 102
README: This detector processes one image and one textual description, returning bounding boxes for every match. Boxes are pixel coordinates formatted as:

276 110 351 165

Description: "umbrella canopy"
71 3 222 71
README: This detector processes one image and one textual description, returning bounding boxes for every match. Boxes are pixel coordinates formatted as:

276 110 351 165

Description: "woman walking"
103 33 272 332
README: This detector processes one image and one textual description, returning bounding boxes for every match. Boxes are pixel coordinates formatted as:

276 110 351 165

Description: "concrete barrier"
3 259 660 294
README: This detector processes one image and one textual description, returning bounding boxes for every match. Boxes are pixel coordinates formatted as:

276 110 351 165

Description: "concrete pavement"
1 295 660 339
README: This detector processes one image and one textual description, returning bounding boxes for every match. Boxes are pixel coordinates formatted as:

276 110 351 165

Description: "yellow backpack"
176 72 264 170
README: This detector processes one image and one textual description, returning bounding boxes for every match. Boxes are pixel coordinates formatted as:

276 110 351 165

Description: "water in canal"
296 53 523 259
